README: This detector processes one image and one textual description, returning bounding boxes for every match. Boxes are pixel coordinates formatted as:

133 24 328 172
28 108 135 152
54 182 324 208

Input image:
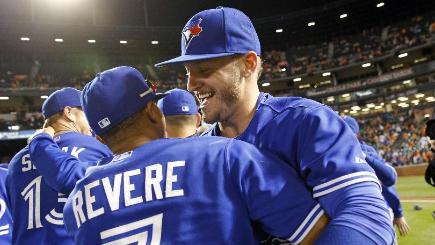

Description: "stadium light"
351 106 361 111
54 38 64 43
340 14 348 19
341 93 350 98
298 84 310 89
293 77 302 82
8 125 20 131
344 109 349 113
120 40 127 44
0 96 9 100
402 80 411 84
391 100 397 104
415 93 425 98
322 72 331 76
374 106 383 110
362 108 369 112
20 37 30 41
88 39 96 44
362 63 371 68
411 99 419 105
275 28 283 33
376 2 385 8
40 95 48 99
307 22 315 27
414 57 428 63
327 96 335 102
366 103 375 108
350 110 357 114
398 96 408 101
262 82 270 87
280 68 286 72
426 97 435 102
398 53 408 58
151 40 159 45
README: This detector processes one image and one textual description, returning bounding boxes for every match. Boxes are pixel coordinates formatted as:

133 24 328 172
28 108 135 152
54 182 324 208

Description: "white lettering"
71 147 85 158
72 190 86 228
84 180 104 219
124 169 144 206
102 174 122 211
145 164 163 202
165 161 185 198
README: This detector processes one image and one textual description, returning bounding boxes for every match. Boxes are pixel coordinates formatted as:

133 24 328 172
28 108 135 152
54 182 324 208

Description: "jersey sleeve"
28 133 93 194
297 106 381 198
382 185 403 218
225 139 325 244
363 144 397 187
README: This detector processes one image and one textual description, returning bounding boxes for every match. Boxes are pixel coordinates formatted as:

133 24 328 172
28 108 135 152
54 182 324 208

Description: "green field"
395 176 435 245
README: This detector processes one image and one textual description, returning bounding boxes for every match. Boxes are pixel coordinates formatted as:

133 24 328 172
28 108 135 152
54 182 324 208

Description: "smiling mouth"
195 91 215 108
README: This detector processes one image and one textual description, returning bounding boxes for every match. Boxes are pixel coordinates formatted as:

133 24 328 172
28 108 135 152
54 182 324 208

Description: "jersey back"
7 132 111 245
64 137 323 245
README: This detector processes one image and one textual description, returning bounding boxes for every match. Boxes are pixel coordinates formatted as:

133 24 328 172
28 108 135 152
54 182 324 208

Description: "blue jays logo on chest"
182 18 203 51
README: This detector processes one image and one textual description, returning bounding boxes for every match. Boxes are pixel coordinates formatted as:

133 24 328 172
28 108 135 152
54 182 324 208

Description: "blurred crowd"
289 13 435 76
359 110 432 167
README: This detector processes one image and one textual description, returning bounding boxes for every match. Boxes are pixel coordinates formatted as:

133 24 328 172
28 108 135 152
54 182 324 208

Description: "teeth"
197 92 213 100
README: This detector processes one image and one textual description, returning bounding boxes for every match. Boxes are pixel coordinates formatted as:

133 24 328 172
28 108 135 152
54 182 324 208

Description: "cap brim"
155 53 236 67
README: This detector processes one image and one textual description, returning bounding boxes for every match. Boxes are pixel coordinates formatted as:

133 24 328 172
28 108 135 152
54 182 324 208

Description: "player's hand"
27 126 55 144
393 216 410 236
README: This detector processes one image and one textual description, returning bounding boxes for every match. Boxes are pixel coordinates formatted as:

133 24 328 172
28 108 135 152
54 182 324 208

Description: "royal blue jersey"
6 131 112 245
382 185 403 218
32 135 324 244
204 93 395 244
360 142 397 187
0 168 12 243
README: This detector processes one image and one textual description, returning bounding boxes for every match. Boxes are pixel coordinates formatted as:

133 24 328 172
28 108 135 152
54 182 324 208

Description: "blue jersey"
0 168 12 243
361 142 397 187
6 132 112 245
32 135 324 244
204 93 395 244
382 185 403 218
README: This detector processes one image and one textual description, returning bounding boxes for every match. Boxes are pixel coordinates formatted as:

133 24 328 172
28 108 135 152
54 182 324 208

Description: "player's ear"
242 52 258 77
145 101 164 125
195 113 201 128
62 106 75 122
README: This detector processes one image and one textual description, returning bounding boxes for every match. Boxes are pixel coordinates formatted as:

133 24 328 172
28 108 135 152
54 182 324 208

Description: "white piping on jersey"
287 203 323 243
139 88 153 98
313 171 378 191
293 207 325 244
313 176 381 198
0 224 9 236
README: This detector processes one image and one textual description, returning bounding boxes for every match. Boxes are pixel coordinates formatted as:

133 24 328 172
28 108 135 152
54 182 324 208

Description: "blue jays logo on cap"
182 18 203 51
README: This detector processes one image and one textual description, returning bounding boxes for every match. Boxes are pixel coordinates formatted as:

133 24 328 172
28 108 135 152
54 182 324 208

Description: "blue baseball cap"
157 89 198 116
81 66 166 135
342 116 360 134
155 6 261 67
42 87 82 118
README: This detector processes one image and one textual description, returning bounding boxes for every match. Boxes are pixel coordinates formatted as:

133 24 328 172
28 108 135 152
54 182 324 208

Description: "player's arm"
296 107 395 245
225 139 328 244
363 144 397 187
28 129 92 194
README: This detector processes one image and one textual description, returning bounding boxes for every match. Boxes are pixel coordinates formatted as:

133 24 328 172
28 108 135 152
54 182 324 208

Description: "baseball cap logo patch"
182 18 203 51
98 117 111 129
182 105 190 112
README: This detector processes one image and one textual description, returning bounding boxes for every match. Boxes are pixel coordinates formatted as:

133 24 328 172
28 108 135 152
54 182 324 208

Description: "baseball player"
157 88 201 137
28 66 329 244
155 7 395 244
6 88 112 245
0 167 12 244
343 115 410 237
343 116 397 187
